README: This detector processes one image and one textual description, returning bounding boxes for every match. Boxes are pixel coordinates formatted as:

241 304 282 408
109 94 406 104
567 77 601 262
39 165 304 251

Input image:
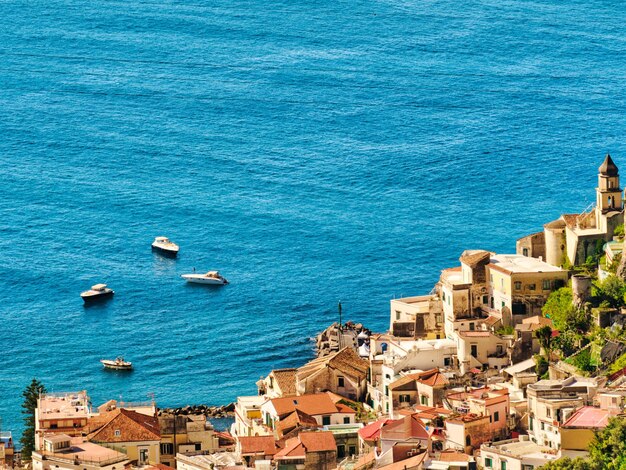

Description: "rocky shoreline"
158 403 235 418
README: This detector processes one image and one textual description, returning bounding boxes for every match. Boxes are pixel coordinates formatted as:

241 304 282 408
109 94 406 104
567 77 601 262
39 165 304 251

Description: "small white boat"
81 284 114 303
101 357 132 370
152 236 179 256
181 270 228 285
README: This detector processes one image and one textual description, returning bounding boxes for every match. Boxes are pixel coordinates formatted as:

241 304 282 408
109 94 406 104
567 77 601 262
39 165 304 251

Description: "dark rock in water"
158 402 236 418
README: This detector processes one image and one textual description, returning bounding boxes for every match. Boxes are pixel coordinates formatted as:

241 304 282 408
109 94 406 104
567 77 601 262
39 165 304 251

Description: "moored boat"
152 236 179 256
81 284 114 303
101 357 132 370
181 270 228 285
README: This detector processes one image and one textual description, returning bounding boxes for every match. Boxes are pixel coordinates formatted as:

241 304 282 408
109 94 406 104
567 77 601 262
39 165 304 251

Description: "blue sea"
1 0 625 439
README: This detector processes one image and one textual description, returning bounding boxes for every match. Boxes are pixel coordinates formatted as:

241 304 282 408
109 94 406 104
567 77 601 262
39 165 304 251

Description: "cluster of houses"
11 155 626 470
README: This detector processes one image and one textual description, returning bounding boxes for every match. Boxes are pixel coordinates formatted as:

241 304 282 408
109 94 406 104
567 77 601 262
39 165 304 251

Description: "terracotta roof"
215 431 236 443
600 154 619 176
389 369 448 390
277 409 320 437
458 331 492 337
271 369 297 396
269 393 339 417
522 315 553 327
274 431 336 459
86 408 160 443
377 452 427 470
358 419 396 441
459 250 491 267
146 464 176 470
380 414 429 441
298 431 336 452
297 347 369 383
335 402 356 414
238 436 279 456
484 315 502 327
437 450 471 462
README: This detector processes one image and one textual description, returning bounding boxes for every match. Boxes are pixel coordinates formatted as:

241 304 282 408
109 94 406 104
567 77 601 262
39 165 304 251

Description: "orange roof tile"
297 347 369 383
238 436 278 456
381 414 429 441
437 450 471 462
270 393 340 417
389 369 448 390
271 369 297 396
274 431 336 459
358 419 397 441
377 452 427 470
298 431 336 452
86 409 160 443
277 409 320 437
335 402 356 414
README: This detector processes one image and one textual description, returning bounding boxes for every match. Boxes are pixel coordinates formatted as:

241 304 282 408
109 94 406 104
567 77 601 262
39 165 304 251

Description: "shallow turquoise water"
1 0 625 438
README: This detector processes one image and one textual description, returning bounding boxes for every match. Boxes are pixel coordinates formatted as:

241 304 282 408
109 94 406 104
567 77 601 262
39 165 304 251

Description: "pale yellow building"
487 254 568 324
158 414 220 467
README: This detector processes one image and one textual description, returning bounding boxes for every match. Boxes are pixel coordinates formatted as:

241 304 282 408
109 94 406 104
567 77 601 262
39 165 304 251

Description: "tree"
542 287 575 330
20 378 46 461
535 325 553 355
541 457 593 470
588 416 626 469
597 275 625 308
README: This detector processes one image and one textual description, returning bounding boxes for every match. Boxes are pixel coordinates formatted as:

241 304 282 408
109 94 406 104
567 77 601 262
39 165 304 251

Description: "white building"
480 438 559 470
368 335 456 415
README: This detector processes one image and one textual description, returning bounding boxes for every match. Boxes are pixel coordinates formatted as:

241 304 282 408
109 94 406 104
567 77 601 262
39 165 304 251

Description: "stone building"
517 154 624 266
389 295 444 340
274 431 337 470
296 347 369 401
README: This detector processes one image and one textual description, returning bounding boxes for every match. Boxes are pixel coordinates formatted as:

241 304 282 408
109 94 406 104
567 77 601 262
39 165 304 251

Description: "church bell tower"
596 154 623 232
597 154 622 213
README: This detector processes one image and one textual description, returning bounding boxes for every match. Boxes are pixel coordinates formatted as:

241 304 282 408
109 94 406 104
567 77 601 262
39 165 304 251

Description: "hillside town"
6 155 626 470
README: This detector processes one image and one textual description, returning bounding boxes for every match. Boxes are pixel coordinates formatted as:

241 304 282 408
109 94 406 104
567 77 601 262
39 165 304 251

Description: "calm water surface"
1 0 625 437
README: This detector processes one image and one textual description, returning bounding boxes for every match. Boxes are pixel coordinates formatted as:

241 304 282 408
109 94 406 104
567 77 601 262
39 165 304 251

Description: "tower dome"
599 154 619 176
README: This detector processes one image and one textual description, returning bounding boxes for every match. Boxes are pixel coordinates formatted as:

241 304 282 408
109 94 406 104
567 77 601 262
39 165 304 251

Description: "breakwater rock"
315 321 371 358
158 403 235 418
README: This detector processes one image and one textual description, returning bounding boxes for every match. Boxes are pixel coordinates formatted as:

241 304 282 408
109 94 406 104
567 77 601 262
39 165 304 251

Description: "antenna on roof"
338 301 343 350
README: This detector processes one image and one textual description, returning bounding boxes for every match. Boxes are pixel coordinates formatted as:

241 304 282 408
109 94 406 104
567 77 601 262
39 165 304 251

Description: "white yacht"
101 357 132 370
181 270 228 285
151 236 179 256
81 284 114 303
